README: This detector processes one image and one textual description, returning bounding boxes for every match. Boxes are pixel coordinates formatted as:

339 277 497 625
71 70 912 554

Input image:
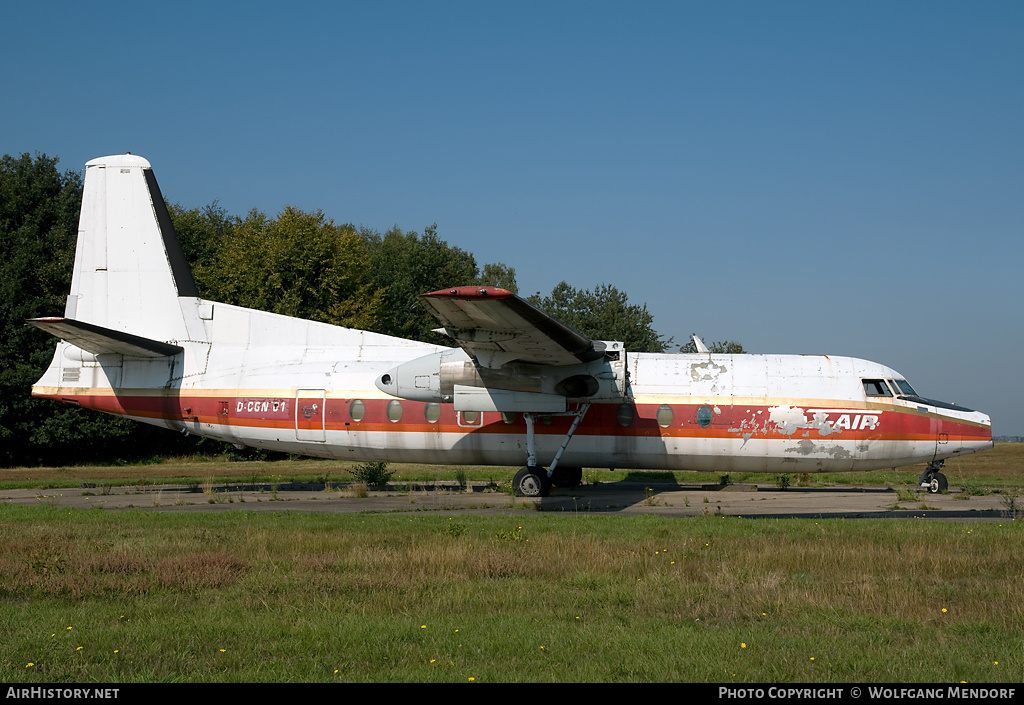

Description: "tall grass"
1 506 1021 682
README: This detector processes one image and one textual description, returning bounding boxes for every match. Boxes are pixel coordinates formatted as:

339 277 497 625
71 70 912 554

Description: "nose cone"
946 407 994 456
375 367 399 397
977 410 994 452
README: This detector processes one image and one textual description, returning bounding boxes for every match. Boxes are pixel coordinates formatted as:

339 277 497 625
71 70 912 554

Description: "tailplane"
28 317 184 358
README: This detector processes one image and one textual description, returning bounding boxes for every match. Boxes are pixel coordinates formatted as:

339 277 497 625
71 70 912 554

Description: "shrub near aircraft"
30 155 992 496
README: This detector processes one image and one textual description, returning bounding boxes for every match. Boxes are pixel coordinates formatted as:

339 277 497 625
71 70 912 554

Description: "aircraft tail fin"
62 154 205 344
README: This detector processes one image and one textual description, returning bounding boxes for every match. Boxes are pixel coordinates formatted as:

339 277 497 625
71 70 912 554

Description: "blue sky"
4 1 1022 435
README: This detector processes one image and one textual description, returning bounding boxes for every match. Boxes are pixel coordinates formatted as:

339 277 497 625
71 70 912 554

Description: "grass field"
2 444 1021 683
2 507 1022 682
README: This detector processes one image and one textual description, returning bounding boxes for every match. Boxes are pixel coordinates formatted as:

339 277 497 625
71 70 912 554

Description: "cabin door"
296 389 327 442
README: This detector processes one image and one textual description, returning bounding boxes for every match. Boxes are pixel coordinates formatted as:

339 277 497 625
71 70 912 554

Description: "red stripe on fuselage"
34 391 991 443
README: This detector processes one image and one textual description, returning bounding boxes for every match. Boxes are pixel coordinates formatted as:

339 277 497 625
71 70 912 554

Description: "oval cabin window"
424 403 441 424
387 400 403 423
349 400 365 422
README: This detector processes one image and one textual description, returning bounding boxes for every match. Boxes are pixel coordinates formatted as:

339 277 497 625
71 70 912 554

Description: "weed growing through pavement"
1000 489 1023 519
347 462 393 487
894 488 919 503
960 478 990 496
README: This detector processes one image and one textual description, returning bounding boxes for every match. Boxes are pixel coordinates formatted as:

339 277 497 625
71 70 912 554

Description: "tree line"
0 153 738 466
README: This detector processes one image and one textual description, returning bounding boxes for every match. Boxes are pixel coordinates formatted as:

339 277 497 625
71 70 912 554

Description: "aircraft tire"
551 466 583 488
513 467 550 497
927 472 948 494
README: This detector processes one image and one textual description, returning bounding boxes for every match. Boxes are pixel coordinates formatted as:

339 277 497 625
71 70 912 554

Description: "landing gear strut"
919 460 948 494
512 404 590 497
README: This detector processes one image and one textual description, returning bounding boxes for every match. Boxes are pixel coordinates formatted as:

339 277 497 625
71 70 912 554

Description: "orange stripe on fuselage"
32 388 991 442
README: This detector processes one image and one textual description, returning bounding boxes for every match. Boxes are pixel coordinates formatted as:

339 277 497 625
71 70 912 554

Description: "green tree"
477 262 518 293
528 281 670 352
679 335 747 354
364 224 482 341
168 201 237 293
203 207 385 330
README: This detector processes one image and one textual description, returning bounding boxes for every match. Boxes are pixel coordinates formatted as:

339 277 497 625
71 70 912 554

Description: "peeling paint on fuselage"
730 404 880 443
690 361 727 382
785 439 853 460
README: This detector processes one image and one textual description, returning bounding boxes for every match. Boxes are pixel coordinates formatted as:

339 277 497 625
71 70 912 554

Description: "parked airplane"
30 154 992 496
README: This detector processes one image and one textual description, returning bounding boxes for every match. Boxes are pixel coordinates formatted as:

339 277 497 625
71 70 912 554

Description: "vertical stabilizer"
66 154 201 343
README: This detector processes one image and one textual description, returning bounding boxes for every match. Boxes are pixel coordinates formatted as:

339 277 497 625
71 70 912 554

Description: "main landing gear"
513 466 550 497
919 460 948 494
512 404 590 497
512 466 584 497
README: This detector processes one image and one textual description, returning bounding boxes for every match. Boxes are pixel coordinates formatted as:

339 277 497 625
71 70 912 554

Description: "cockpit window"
863 379 891 397
891 379 917 396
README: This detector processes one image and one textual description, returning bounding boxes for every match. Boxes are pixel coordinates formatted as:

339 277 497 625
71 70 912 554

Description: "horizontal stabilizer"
28 317 183 358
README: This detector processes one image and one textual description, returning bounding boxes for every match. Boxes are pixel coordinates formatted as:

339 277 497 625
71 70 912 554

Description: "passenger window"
387 400 403 422
349 399 365 422
424 403 441 424
862 379 891 397
458 410 483 427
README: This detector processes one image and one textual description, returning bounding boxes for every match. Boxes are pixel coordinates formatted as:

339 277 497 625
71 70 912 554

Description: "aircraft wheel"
551 466 583 488
513 467 549 497
927 472 948 494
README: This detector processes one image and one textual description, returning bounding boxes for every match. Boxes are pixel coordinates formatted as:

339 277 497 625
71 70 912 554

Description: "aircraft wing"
419 287 604 368
28 317 184 357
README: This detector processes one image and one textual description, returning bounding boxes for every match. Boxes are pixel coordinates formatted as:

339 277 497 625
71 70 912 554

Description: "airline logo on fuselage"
808 410 879 432
742 406 883 438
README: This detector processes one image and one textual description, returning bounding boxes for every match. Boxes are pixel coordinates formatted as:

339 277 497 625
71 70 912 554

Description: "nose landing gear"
919 461 948 494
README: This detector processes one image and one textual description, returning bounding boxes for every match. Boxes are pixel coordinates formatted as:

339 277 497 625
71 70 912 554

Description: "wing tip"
421 286 515 299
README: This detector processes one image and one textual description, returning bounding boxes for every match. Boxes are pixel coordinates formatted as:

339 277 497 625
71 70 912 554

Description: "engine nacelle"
375 343 628 409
